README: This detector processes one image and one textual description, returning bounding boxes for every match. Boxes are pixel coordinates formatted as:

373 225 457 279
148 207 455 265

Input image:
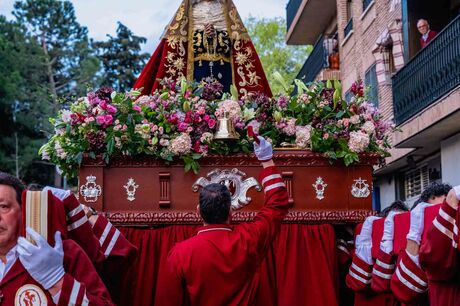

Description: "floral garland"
40 77 395 178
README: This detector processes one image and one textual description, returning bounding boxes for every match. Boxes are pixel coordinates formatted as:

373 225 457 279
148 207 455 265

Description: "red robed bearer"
156 129 289 306
0 172 113 306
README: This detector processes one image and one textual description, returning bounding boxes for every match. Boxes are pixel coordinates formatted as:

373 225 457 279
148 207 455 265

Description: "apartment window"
363 0 373 11
344 1 354 37
364 64 379 107
404 165 429 200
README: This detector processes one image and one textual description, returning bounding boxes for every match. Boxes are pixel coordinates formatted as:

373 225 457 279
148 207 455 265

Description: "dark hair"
0 172 25 205
199 183 231 224
379 200 409 217
420 182 451 203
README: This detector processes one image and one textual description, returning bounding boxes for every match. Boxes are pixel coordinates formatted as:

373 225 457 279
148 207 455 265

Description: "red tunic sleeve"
58 240 114 306
390 250 428 304
419 201 459 281
239 166 289 260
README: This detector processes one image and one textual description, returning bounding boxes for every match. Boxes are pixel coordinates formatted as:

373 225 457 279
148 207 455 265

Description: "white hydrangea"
348 131 370 153
295 125 312 148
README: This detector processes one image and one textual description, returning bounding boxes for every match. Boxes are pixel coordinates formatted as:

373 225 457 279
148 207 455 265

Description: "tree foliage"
0 16 53 182
245 17 312 95
93 22 150 92
13 0 100 107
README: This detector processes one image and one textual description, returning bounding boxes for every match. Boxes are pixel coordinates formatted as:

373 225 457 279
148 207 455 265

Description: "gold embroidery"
194 54 230 63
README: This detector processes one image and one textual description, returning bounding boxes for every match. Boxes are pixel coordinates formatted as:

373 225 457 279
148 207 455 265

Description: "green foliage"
93 22 150 92
245 16 312 95
13 0 100 102
0 16 53 182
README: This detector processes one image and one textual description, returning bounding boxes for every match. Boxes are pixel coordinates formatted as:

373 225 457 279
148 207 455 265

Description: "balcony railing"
344 19 353 38
286 0 302 32
393 14 460 125
295 35 328 83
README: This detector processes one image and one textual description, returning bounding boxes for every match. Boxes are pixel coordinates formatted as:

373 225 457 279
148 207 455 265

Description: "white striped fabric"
351 262 372 278
69 281 82 305
373 268 392 279
99 223 112 246
349 270 371 284
104 230 121 257
399 260 427 287
261 174 282 186
376 259 395 270
433 218 455 241
439 208 456 226
395 267 425 293
264 182 285 193
67 205 84 218
82 294 89 306
67 215 88 231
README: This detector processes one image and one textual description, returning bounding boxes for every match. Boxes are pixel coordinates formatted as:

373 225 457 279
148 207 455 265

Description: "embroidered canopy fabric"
133 0 272 97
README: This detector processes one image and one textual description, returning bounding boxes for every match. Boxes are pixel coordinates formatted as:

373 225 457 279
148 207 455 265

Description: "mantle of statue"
77 151 377 225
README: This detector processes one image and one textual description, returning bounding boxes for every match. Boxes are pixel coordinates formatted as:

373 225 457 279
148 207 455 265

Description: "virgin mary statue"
133 0 272 97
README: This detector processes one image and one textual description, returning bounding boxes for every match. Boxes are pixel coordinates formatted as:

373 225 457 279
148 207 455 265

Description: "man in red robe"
0 172 114 305
390 183 451 305
417 19 438 48
419 186 460 306
133 0 272 98
43 187 138 304
155 134 288 306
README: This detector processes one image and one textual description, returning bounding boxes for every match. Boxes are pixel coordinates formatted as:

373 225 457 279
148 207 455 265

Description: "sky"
0 0 287 53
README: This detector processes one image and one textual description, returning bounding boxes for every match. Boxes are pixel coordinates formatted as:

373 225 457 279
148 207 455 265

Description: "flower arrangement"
40 77 395 178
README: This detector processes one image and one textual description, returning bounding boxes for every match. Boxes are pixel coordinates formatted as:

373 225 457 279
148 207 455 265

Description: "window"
346 0 353 22
363 0 373 11
344 0 354 37
364 64 379 107
404 165 429 200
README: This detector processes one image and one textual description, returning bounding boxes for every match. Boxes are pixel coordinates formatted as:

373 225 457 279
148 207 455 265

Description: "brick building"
286 0 460 209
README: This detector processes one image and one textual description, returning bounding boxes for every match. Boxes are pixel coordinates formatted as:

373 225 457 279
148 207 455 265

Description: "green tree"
93 22 150 92
0 16 53 183
245 16 312 95
13 0 100 112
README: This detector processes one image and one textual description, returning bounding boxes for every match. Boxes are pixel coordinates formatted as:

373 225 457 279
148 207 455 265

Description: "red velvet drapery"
118 224 338 306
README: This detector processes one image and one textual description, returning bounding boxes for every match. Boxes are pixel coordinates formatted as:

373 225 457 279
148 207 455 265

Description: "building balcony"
392 14 460 148
295 35 340 84
286 0 337 45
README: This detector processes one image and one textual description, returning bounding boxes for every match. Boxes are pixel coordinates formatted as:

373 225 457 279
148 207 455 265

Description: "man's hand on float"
248 126 273 162
17 229 65 291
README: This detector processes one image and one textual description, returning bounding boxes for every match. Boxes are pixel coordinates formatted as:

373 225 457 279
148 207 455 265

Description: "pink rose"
133 105 142 112
178 122 189 132
207 119 217 129
107 104 117 114
99 100 107 110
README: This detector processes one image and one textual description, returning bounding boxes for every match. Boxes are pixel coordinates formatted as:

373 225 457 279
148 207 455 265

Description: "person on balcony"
155 132 289 306
417 19 438 48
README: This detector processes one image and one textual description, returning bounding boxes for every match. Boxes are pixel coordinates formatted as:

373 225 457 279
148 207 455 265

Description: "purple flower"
95 86 114 101
277 95 289 108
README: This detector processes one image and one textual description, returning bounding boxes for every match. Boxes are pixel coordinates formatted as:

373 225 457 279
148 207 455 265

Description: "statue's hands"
204 23 216 38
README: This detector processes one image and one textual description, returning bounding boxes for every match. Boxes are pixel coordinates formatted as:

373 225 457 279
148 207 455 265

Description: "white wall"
375 175 396 211
441 132 460 186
